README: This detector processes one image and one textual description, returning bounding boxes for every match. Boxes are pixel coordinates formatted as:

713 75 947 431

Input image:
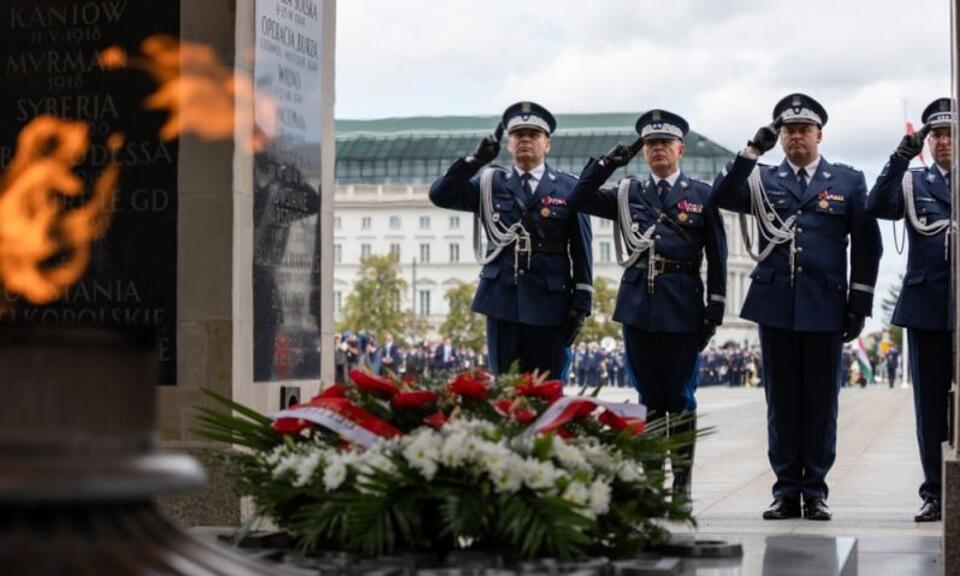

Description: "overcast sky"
335 0 955 332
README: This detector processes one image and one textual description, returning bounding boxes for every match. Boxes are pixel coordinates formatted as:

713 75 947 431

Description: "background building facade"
333 113 758 343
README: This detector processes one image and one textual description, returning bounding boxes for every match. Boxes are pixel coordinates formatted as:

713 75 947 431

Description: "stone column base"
943 445 959 572
155 443 241 528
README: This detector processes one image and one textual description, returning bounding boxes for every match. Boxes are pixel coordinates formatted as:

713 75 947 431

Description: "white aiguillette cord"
740 167 798 284
901 171 954 261
612 178 657 292
475 167 532 283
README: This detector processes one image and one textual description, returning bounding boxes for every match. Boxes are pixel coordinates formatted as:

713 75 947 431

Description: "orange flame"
102 34 271 151
0 116 123 304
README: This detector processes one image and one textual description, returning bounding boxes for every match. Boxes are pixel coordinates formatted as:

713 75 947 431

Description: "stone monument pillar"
156 0 336 525
0 0 336 528
946 1 960 570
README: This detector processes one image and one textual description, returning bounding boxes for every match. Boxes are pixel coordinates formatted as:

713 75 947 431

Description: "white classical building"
332 113 758 344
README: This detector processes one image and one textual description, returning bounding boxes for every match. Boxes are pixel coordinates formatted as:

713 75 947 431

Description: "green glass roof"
333 113 734 185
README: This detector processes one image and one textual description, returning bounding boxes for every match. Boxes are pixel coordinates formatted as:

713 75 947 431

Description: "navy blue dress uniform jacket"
429 158 593 327
570 158 726 333
712 156 882 331
866 158 953 331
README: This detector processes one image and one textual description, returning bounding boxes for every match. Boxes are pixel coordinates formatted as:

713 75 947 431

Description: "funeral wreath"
196 368 697 560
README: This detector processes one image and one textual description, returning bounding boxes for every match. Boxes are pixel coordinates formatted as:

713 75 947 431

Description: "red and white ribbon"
526 397 647 435
273 398 401 447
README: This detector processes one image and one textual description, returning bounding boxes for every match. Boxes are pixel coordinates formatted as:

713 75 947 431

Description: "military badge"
678 212 689 223
540 207 551 218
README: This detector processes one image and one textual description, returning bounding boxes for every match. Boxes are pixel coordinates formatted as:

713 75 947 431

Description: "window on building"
361 244 372 259
390 243 401 258
334 216 342 230
600 242 611 263
419 216 431 229
419 243 430 263
418 290 431 315
449 243 460 263
449 215 460 230
334 291 342 314
333 243 342 264
599 219 612 229
390 215 401 230
361 216 372 230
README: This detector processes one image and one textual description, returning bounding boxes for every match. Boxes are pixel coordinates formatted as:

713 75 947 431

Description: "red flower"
515 380 564 401
349 370 399 398
513 407 537 424
423 410 449 429
449 372 489 400
401 374 419 385
492 399 514 415
555 427 574 440
392 391 439 410
272 418 310 435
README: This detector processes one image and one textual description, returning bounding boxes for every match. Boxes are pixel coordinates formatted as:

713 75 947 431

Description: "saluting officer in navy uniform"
429 102 593 379
568 110 727 507
712 94 882 521
866 97 955 522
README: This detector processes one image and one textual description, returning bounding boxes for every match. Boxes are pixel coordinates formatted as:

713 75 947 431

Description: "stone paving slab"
585 385 946 575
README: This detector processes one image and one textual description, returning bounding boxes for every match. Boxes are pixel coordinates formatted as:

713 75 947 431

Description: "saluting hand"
893 126 928 161
470 123 505 165
599 137 643 169
747 120 781 155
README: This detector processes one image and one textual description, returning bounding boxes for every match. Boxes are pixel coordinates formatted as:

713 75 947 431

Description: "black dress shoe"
803 498 832 521
914 499 941 522
762 497 801 520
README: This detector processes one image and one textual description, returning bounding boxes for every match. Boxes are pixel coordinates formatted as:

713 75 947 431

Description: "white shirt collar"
515 163 546 182
786 156 821 178
651 169 681 188
937 164 950 179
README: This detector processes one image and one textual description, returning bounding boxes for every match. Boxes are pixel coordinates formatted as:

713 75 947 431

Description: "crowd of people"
336 330 905 393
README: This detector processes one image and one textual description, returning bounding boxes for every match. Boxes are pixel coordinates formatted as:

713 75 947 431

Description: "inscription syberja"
0 1 181 385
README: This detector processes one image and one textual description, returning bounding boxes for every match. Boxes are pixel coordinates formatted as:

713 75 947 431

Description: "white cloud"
335 0 954 328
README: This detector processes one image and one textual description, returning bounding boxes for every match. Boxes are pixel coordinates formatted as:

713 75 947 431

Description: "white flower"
587 478 612 516
488 454 525 494
552 437 589 472
402 430 442 480
616 461 642 483
562 481 590 507
521 458 559 491
363 451 397 476
440 432 469 468
293 451 322 487
323 459 348 491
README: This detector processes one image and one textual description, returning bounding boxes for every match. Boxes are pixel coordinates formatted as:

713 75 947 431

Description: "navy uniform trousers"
867 157 954 501
714 154 882 502
430 158 593 380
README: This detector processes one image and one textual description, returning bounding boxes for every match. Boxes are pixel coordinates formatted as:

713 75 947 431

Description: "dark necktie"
797 168 808 194
521 172 534 203
658 180 670 202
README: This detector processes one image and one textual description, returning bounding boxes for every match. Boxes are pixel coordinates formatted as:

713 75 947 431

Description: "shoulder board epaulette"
690 177 711 187
831 162 862 173
908 167 926 173
556 169 579 180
